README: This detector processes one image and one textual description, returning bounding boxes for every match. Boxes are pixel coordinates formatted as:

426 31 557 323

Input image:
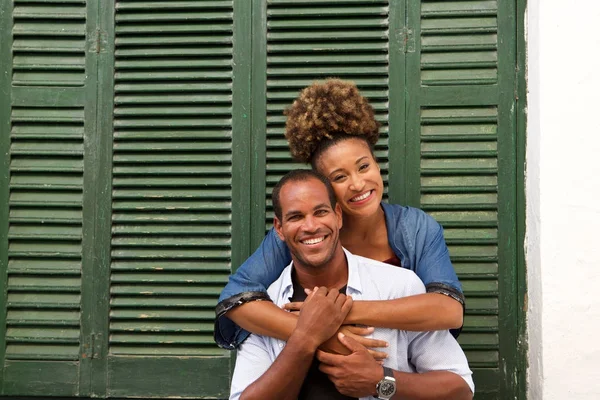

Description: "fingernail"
339 332 345 339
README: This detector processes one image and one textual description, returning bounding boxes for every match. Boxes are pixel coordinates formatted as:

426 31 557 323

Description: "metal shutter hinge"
83 333 103 359
395 27 415 54
88 29 108 54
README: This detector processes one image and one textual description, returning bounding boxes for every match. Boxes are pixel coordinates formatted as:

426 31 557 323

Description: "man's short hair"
272 169 337 220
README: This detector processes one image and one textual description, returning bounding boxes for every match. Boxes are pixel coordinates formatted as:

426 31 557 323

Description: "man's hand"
293 287 353 351
319 325 388 361
317 332 384 398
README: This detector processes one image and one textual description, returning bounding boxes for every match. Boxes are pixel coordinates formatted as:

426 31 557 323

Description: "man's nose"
302 215 318 232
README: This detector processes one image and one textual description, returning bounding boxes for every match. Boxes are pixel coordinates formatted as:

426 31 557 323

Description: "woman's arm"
214 228 292 349
229 297 390 359
345 293 463 330
227 301 297 341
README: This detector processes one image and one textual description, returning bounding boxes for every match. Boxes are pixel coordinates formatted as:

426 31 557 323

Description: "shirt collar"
277 248 363 304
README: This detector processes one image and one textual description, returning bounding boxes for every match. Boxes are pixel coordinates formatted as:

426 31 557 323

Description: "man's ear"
334 203 343 230
273 217 286 242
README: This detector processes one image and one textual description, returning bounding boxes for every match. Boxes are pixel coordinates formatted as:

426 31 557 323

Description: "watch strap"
383 366 393 379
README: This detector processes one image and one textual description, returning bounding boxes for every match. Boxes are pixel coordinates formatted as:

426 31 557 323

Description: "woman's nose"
349 174 365 191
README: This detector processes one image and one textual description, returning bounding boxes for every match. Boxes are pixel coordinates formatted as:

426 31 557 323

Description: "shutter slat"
5 345 79 360
112 212 231 221
116 12 233 22
268 6 387 16
7 328 80 341
109 347 226 356
115 94 231 104
116 1 233 10
269 42 388 52
13 6 85 18
117 25 231 34
113 226 230 236
111 261 230 272
112 297 217 307
7 293 81 308
110 309 214 319
111 333 216 344
421 0 497 16
111 321 214 331
112 237 231 247
110 285 224 296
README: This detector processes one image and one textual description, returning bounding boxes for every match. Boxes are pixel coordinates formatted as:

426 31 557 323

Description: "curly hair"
284 79 380 164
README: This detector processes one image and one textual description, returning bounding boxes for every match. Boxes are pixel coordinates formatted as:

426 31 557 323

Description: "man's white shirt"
229 248 474 400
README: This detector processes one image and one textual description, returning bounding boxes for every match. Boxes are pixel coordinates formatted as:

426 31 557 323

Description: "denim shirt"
214 202 464 349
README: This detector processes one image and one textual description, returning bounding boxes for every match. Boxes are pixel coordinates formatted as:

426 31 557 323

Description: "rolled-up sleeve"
214 228 292 349
412 212 465 306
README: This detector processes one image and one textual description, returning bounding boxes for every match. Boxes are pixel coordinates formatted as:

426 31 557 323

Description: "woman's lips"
349 190 374 204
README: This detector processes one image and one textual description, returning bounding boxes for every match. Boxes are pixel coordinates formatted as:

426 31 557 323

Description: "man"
229 170 474 400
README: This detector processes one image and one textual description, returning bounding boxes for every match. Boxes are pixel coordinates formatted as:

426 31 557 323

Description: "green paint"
232 0 253 269
251 0 268 246
0 0 12 392
387 0 407 205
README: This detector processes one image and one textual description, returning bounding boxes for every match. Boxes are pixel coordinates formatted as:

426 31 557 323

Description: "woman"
215 79 464 353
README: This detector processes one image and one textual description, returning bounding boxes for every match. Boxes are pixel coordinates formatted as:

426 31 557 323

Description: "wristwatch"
375 366 396 399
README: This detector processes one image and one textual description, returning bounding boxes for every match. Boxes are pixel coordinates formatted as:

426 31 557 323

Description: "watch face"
379 381 396 397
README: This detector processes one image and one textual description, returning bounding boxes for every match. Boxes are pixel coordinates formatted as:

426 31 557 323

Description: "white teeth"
302 237 325 245
351 191 371 202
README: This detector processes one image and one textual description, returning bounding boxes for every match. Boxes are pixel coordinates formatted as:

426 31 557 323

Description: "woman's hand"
283 289 388 361
282 300 303 316
317 333 384 398
320 325 388 361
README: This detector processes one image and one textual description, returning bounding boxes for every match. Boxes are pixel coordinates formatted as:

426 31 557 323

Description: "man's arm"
233 287 353 400
387 370 472 400
239 333 316 400
317 333 473 400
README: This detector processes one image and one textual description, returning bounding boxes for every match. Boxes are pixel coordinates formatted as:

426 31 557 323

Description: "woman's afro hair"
284 79 380 163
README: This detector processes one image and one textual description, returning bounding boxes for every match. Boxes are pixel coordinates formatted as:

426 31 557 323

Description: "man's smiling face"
273 177 343 269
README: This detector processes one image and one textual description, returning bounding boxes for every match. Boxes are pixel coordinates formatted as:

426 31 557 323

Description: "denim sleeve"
413 214 465 306
214 228 292 349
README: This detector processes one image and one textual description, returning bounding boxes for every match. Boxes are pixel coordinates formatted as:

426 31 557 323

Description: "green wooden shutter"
405 0 519 398
0 0 99 396
259 0 394 236
106 0 234 397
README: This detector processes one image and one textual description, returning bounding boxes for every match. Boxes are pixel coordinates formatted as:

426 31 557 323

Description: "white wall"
527 0 600 399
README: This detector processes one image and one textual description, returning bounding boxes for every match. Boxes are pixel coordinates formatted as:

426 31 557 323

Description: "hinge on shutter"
88 29 107 54
395 27 415 54
92 333 103 359
83 333 103 359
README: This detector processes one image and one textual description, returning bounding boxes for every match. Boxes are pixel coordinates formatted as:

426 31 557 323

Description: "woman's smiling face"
314 138 384 219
